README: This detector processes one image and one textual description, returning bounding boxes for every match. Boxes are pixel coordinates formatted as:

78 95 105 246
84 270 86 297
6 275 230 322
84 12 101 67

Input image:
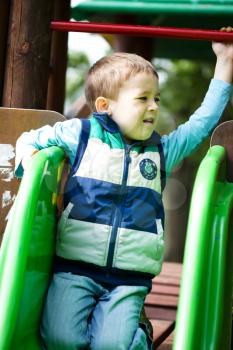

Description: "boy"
15 36 233 349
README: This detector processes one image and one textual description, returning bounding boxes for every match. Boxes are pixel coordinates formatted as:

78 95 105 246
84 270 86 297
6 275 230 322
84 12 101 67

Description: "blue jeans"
40 272 151 350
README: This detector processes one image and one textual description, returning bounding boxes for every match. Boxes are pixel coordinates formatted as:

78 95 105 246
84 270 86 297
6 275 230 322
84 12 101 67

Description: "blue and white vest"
55 113 166 285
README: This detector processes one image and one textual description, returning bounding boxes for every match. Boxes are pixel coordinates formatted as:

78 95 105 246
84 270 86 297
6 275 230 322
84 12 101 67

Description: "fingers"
220 26 233 32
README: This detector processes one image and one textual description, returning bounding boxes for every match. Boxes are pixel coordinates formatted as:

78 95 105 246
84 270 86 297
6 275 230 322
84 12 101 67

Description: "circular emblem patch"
139 159 157 180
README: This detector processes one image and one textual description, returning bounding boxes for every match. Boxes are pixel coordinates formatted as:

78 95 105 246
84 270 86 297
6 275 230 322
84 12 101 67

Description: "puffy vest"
56 113 166 279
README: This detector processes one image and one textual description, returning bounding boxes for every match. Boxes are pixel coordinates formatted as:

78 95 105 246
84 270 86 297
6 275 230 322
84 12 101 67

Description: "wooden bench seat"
144 262 182 348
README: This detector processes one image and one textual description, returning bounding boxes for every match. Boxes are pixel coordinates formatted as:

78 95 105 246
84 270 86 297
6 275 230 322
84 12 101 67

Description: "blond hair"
85 52 158 112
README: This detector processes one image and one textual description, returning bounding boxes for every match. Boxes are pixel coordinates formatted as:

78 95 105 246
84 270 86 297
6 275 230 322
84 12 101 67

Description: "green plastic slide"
0 146 65 350
173 145 233 350
0 145 232 349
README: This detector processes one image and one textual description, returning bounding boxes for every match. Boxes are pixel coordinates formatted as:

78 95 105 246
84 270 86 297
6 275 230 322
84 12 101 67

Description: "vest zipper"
106 145 132 269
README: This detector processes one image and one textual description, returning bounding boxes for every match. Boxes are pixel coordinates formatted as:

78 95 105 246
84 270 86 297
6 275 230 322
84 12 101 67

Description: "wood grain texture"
0 107 65 244
0 1 10 103
2 0 53 108
211 121 233 182
152 320 175 348
47 0 70 113
144 262 182 348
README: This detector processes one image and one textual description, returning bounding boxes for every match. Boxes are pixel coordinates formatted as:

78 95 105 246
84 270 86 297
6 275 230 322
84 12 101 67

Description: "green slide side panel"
173 145 233 350
0 147 65 350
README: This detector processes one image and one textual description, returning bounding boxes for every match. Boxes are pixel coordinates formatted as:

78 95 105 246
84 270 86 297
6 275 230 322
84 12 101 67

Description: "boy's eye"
137 96 160 102
137 96 160 104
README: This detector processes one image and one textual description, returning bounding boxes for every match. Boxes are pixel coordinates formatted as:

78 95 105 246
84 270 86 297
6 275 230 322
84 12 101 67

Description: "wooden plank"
153 275 181 286
159 262 182 275
157 331 174 350
144 262 182 325
151 320 175 348
145 306 177 321
150 284 180 296
145 293 178 307
0 107 65 244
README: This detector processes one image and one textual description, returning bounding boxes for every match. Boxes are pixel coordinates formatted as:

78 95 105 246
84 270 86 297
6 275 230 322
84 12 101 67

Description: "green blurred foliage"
159 60 213 118
65 51 91 106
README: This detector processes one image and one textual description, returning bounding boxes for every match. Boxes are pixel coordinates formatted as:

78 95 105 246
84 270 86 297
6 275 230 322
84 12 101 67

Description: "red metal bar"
51 21 233 42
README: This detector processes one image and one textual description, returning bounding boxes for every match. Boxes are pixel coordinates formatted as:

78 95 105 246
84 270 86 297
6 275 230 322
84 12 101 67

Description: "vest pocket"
56 220 111 266
113 227 164 275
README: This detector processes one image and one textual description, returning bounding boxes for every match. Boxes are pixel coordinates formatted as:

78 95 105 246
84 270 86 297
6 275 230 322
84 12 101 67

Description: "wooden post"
0 1 10 103
47 0 70 114
113 16 154 60
2 0 53 109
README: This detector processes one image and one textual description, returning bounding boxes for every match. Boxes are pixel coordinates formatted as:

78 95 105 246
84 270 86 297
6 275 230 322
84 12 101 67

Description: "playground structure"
0 114 233 349
0 1 233 349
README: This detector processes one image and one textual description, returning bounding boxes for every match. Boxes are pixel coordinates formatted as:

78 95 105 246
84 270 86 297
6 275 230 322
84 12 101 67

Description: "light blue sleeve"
15 118 82 178
162 79 233 175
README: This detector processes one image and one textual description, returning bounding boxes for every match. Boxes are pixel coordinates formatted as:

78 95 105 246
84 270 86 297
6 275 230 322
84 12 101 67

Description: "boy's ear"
95 97 111 114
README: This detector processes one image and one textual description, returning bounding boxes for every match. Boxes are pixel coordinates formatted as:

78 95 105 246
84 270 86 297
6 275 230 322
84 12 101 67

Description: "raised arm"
212 27 233 84
162 80 232 175
162 27 233 175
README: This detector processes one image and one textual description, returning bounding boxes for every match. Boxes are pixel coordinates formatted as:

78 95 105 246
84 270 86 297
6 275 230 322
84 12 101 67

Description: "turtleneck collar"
92 112 120 133
92 112 161 146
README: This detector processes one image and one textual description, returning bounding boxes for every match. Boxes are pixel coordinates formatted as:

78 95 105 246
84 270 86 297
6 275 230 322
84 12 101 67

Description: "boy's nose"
148 100 159 111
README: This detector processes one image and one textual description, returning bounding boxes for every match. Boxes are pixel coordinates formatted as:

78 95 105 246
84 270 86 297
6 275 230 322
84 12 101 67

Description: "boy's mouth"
143 118 154 125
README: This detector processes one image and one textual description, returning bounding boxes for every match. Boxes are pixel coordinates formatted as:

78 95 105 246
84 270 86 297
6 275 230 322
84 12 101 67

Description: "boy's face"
109 72 160 143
